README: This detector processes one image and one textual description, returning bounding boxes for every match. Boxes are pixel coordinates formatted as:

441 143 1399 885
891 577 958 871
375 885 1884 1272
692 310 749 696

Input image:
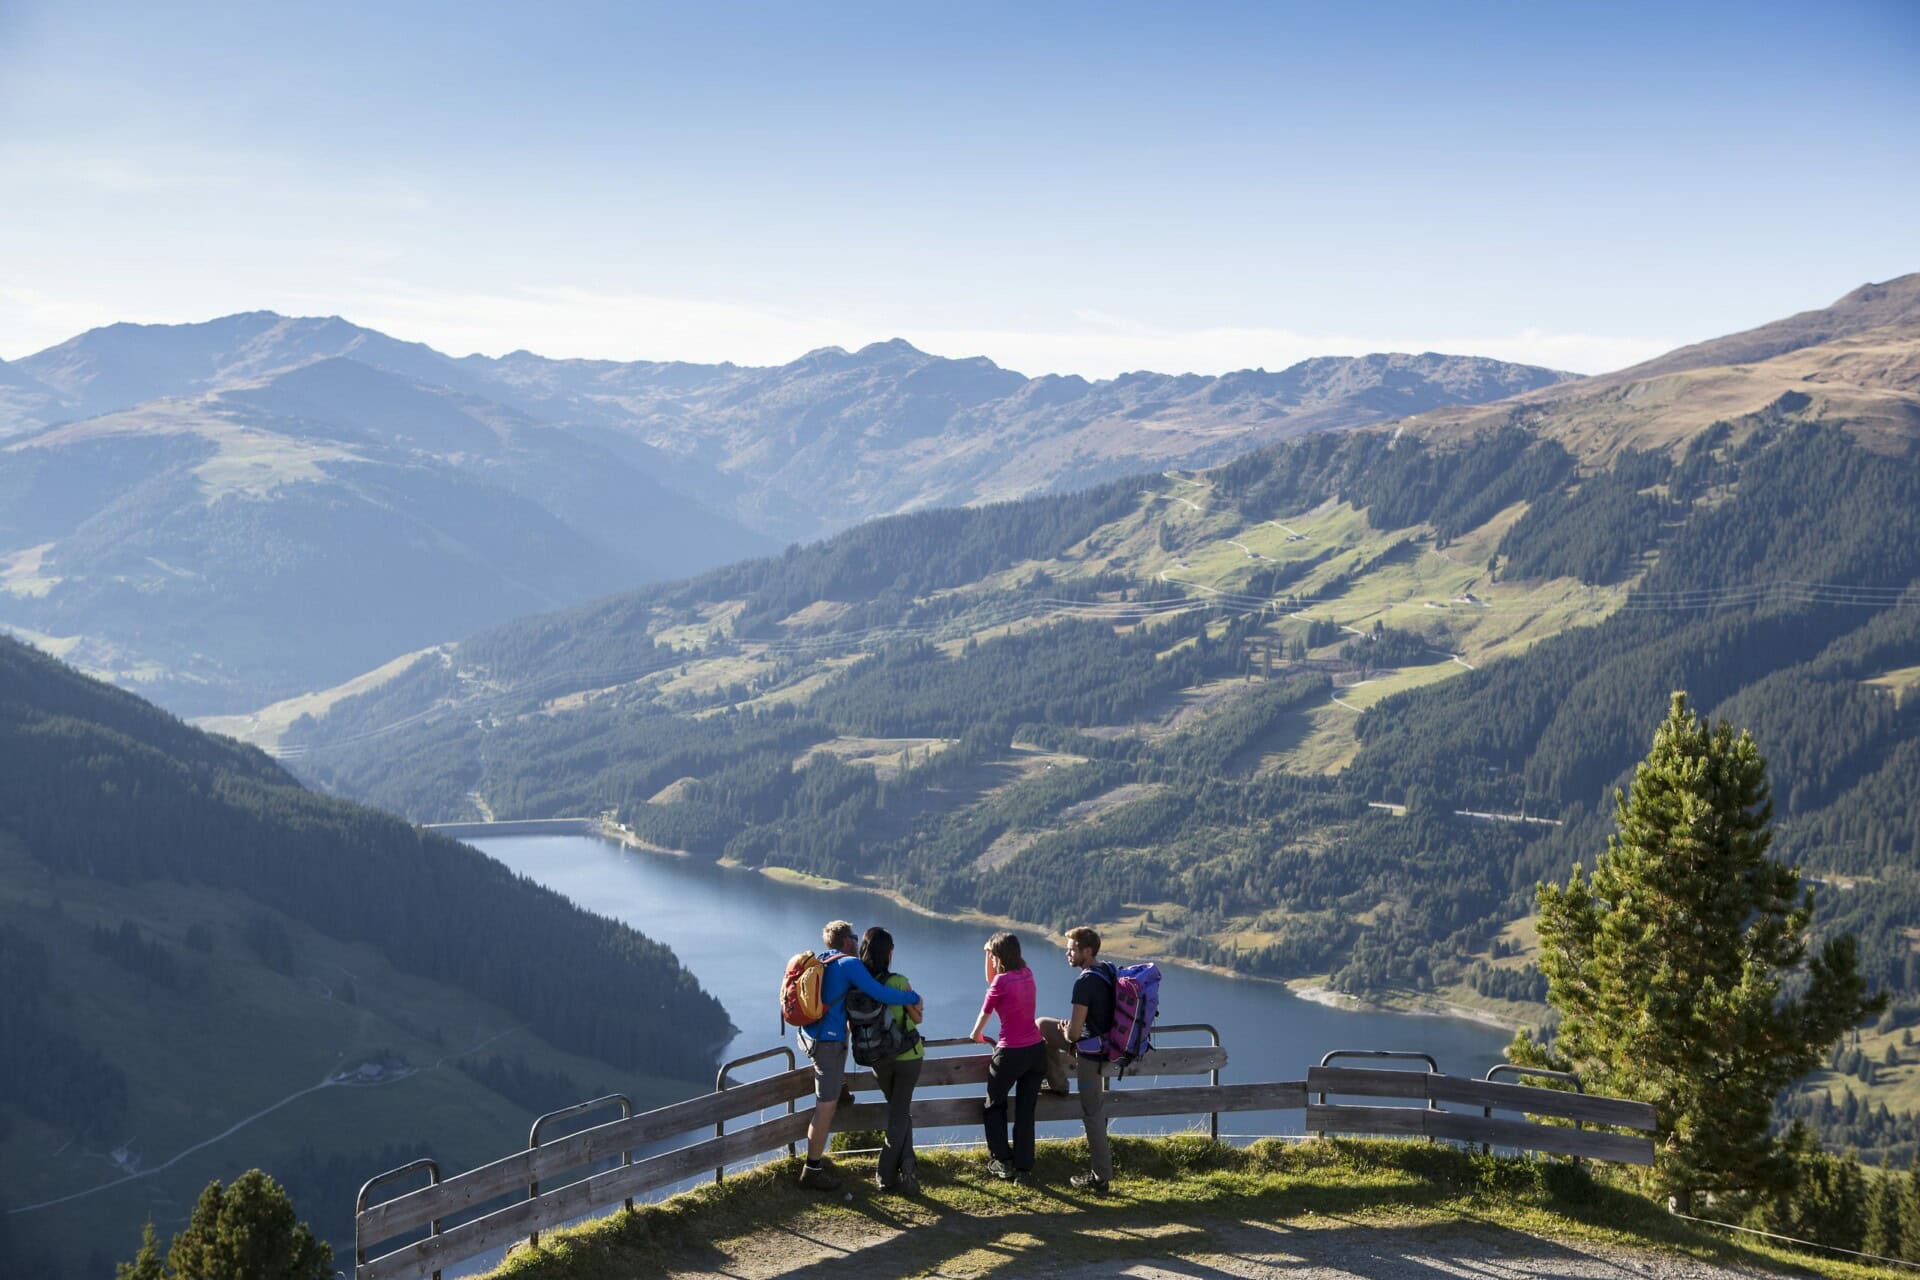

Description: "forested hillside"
285 285 1920 1162
0 636 730 1280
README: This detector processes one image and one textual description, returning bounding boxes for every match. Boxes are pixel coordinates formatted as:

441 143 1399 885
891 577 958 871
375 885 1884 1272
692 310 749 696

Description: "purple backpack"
1096 962 1161 1075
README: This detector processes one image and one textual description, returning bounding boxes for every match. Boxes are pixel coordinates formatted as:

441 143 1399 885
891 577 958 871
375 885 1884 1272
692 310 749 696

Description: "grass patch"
757 865 856 892
479 1136 1895 1280
796 736 957 779
1335 661 1464 711
1259 701 1363 774
1865 663 1920 708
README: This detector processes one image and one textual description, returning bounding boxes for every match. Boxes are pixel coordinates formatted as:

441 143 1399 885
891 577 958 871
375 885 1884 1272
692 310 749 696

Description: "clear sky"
1 1 1915 377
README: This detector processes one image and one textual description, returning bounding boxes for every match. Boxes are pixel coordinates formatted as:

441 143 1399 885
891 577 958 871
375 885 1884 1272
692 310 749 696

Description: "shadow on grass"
482 1137 1809 1280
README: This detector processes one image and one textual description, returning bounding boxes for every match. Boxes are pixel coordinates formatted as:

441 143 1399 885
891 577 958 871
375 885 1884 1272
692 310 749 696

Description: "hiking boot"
798 1162 841 1191
1070 1171 1110 1196
984 1157 1015 1181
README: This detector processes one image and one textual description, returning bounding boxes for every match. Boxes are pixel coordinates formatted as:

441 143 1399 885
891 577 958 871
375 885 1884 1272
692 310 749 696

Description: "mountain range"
270 275 1920 1164
0 313 1566 713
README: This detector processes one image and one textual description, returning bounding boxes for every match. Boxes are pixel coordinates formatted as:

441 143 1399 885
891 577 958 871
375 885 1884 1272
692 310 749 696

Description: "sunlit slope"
1401 274 1920 463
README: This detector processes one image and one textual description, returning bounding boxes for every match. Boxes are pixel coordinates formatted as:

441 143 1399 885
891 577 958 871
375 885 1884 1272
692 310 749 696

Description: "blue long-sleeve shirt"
805 951 919 1043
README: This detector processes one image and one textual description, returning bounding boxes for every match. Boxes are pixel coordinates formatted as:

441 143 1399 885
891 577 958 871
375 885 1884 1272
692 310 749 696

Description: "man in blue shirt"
799 920 922 1189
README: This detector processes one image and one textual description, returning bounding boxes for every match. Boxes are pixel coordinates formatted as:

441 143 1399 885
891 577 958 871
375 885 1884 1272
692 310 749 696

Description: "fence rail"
1303 1064 1657 1164
355 1042 1657 1280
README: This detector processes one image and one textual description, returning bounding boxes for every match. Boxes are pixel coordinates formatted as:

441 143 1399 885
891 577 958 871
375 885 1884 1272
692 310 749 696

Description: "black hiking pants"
872 1056 922 1185
983 1042 1046 1172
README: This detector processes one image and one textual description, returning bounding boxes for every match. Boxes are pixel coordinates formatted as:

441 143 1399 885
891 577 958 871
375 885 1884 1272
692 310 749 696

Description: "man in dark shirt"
1036 925 1114 1192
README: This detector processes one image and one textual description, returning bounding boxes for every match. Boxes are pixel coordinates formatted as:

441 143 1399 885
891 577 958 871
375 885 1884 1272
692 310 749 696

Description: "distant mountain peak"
856 337 924 357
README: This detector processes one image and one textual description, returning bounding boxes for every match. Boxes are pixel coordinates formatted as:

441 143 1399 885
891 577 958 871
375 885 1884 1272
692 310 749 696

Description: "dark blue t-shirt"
1071 962 1116 1055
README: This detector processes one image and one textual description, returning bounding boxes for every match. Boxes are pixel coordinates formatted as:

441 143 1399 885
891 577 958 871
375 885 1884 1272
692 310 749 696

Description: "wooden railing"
1305 1062 1657 1164
354 1038 1656 1280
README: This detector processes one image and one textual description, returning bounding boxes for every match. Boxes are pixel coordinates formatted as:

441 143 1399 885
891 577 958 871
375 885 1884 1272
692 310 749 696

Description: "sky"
0 1 1915 378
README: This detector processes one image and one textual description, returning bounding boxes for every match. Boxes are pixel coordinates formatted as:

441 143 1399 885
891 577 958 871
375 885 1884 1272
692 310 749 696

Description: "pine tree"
116 1222 165 1280
1758 1150 1869 1252
1512 692 1885 1211
1862 1168 1902 1260
162 1170 331 1280
1901 1156 1920 1263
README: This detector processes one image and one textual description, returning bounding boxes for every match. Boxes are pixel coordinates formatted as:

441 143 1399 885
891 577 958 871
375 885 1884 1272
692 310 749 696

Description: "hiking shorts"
805 1038 848 1101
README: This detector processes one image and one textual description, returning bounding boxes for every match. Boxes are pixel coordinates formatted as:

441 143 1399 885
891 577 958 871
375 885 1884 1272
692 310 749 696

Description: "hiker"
792 920 922 1190
967 931 1045 1183
857 926 924 1192
1036 925 1114 1195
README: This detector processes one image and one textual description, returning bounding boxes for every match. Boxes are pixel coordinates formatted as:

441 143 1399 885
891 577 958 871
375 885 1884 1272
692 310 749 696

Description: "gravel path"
1027 1221 1779 1280
667 1216 1783 1280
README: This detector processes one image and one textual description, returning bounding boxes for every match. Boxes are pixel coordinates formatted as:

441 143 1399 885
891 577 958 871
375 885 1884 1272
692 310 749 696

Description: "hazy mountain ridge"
0 358 774 713
2 313 1574 541
0 313 1566 712
440 338 1574 538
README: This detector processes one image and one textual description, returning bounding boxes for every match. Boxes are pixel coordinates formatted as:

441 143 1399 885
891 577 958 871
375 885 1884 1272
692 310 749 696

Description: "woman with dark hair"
967 931 1045 1182
859 926 924 1191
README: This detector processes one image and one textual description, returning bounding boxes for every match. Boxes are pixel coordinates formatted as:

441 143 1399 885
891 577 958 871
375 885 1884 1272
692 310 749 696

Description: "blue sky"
1 1 1915 375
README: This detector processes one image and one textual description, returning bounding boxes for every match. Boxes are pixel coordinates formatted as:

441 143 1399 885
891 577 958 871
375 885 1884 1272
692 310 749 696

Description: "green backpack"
845 974 920 1067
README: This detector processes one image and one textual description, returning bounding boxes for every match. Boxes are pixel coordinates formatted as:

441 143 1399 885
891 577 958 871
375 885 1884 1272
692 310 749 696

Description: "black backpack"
846 973 920 1067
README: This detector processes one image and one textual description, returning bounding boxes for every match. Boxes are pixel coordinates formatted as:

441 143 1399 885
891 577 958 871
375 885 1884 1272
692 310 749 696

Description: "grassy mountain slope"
1617 273 1920 380
281 283 1920 1158
1400 273 1920 463
0 636 731 1279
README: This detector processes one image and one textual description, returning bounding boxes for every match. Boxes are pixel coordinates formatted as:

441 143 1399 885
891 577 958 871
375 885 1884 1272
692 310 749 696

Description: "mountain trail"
664 1216 1777 1280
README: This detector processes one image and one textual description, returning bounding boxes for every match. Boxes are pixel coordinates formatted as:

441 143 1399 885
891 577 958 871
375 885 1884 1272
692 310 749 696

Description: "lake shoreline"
591 817 1516 1035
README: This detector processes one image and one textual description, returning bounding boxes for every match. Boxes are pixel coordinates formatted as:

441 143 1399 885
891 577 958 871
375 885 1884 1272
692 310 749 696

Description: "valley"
270 278 1920 1167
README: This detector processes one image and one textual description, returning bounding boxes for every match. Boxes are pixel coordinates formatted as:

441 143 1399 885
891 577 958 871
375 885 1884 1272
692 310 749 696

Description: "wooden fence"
354 1035 1655 1280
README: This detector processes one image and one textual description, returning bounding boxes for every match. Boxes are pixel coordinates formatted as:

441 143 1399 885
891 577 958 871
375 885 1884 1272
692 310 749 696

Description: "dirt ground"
665 1215 1782 1280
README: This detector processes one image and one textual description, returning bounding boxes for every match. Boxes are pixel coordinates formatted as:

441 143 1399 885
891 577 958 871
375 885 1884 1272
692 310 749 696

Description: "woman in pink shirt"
967 931 1046 1181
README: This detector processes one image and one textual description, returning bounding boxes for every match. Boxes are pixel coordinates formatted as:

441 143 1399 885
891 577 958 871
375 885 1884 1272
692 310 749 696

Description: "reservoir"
471 833 1514 1137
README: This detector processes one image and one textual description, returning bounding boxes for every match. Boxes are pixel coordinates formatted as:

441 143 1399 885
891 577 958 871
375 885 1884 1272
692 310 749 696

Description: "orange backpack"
780 951 828 1032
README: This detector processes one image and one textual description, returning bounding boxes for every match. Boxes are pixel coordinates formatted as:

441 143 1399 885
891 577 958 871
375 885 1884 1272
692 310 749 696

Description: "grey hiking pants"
1038 1016 1111 1181
871 1056 922 1184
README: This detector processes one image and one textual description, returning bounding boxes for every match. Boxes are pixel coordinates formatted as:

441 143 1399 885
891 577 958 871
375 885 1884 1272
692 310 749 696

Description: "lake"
470 833 1514 1138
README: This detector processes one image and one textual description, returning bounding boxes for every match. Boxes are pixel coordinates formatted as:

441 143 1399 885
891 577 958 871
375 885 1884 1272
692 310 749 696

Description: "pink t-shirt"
980 967 1042 1049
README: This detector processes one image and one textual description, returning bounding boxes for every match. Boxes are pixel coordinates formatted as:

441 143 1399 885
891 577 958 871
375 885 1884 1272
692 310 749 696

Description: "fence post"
1483 1062 1584 1163
356 1159 441 1280
1316 1049 1440 1142
713 1046 798 1183
1153 1023 1223 1141
526 1093 633 1247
